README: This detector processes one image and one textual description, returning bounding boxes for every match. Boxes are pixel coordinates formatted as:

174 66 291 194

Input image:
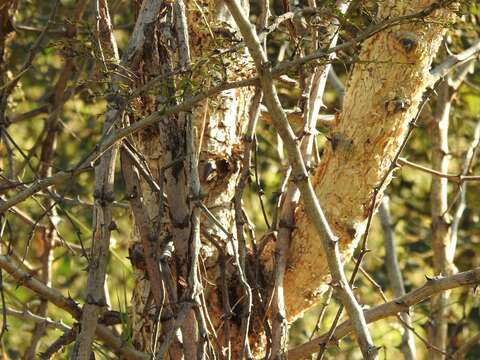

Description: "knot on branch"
326 132 353 152
385 96 411 114
128 243 146 271
367 345 380 358
18 273 33 287
86 294 108 307
279 219 297 230
393 298 409 311
292 173 308 183
93 189 115 204
259 60 272 74
397 32 418 54
172 214 190 229
108 221 118 231
105 91 126 107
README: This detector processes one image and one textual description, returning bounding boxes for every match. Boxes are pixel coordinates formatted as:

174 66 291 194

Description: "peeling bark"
283 0 455 320
125 0 254 355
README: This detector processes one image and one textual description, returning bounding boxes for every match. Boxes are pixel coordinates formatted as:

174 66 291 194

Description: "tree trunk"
126 0 456 357
124 0 254 355
279 0 454 320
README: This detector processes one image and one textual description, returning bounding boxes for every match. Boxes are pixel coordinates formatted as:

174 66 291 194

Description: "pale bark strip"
270 2 350 357
450 121 480 261
429 40 480 86
287 268 480 360
72 0 121 358
428 60 473 358
223 0 376 358
379 196 416 360
120 145 184 360
428 79 453 360
152 101 214 358
0 254 149 360
287 0 454 322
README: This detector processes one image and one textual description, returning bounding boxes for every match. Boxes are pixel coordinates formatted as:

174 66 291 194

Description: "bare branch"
430 40 480 85
379 196 416 360
223 0 376 357
72 0 121 357
0 254 148 360
287 268 480 360
398 157 480 183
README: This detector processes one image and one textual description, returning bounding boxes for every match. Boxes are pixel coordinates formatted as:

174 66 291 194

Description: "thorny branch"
223 0 377 358
0 3 467 215
287 268 480 360
1 1 480 359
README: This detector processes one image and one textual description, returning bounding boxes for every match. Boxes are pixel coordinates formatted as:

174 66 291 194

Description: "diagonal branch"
287 268 480 360
0 254 148 360
223 0 377 358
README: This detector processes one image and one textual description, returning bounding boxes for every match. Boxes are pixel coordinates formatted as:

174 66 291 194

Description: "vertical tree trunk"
281 0 454 320
125 0 254 355
427 59 472 359
127 0 456 357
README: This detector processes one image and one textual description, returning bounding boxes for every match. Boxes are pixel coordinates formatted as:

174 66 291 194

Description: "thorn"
424 274 436 282
330 281 341 289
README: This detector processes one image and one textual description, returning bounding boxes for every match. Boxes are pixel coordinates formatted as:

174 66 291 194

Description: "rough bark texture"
73 1 120 357
127 0 457 356
126 0 254 354
282 0 454 320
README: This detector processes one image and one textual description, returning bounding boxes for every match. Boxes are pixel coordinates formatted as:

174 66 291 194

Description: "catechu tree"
0 0 479 359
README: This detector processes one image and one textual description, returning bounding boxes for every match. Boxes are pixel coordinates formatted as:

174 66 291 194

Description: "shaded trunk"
127 0 456 357
125 0 254 355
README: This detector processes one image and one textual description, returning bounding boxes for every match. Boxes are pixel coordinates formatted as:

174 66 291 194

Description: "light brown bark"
428 80 453 360
126 0 458 357
427 59 473 360
125 0 254 355
282 0 455 320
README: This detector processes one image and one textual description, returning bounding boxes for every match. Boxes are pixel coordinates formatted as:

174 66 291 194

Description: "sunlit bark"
284 0 454 320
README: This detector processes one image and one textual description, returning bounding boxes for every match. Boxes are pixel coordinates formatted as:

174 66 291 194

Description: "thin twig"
223 0 376 357
287 268 480 360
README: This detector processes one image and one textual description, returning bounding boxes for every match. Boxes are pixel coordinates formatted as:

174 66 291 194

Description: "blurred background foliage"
0 0 479 359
